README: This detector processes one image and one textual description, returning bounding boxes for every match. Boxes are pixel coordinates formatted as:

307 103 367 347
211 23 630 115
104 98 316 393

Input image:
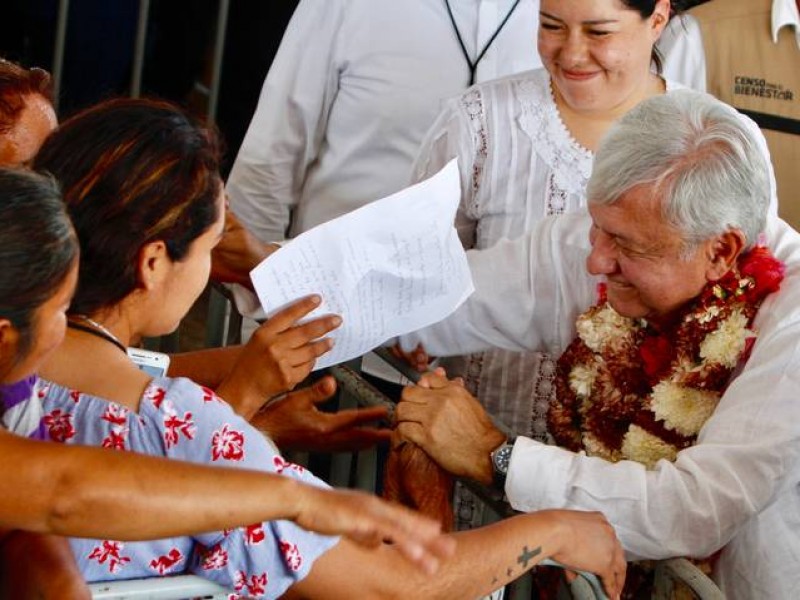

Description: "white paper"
251 159 474 370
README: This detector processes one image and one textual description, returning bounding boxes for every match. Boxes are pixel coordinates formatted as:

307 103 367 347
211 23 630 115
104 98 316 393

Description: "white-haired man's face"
586 184 725 326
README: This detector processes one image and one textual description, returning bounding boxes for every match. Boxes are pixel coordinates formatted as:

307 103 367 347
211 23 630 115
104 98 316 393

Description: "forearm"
399 214 594 357
0 433 305 539
168 346 242 390
506 435 786 560
292 511 566 600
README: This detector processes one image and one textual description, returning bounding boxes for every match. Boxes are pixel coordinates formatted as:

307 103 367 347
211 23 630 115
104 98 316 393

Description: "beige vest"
692 0 800 227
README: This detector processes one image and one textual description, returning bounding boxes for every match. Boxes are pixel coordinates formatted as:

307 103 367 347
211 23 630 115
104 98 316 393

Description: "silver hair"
587 90 769 252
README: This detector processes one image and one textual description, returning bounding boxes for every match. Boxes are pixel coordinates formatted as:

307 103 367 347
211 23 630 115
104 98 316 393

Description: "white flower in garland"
582 432 621 463
550 246 785 474
576 305 634 352
569 364 597 399
699 308 751 368
621 425 678 469
650 381 720 437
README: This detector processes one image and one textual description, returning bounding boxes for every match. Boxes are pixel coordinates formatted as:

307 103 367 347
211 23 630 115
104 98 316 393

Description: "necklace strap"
67 320 128 355
444 0 522 86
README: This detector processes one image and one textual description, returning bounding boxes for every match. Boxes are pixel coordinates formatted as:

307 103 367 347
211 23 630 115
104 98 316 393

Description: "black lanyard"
444 0 522 86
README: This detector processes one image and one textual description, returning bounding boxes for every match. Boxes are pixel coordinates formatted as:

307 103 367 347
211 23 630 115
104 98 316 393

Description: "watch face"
499 446 512 472
493 442 513 475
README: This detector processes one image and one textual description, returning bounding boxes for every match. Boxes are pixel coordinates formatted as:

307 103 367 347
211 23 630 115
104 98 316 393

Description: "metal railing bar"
207 0 230 123
52 0 70 111
130 0 151 98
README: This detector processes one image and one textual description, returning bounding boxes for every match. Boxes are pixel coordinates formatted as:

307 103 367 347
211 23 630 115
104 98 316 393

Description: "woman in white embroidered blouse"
411 0 679 453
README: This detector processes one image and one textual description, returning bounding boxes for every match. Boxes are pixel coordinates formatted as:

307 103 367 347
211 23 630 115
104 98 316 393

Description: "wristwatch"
490 437 516 488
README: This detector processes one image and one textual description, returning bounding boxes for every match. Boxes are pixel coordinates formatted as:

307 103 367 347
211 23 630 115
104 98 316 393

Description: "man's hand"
544 510 627 600
395 372 505 485
251 376 392 452
219 295 341 418
211 210 276 289
292 484 456 575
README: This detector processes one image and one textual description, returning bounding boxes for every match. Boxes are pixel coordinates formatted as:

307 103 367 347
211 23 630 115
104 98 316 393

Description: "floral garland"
549 246 785 468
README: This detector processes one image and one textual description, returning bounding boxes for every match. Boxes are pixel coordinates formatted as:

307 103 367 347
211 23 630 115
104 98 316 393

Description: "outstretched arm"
289 508 626 600
0 429 451 573
251 376 392 452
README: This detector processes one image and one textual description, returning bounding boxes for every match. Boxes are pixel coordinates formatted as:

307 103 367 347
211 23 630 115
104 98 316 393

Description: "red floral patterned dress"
35 376 339 599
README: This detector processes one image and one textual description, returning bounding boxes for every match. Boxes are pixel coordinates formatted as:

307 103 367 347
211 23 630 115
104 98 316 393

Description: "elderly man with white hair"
395 90 800 599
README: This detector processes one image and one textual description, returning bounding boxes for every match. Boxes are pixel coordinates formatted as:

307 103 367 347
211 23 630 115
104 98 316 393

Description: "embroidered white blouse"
409 68 682 438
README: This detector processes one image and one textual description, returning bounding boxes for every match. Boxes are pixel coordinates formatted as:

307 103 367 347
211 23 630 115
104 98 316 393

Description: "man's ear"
136 240 171 291
705 229 747 281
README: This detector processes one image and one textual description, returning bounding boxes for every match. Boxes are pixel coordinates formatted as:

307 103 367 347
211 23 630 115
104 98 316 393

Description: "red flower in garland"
596 282 607 304
639 335 673 382
739 245 785 300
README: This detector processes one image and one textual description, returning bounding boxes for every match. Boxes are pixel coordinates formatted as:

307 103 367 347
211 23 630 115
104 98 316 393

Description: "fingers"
318 428 393 452
608 541 627 600
284 315 342 348
276 377 337 409
360 496 456 575
325 405 389 427
262 295 324 332
395 421 428 448
395 399 431 425
300 376 338 403
410 344 430 372
417 371 450 390
300 487 455 574
390 342 430 372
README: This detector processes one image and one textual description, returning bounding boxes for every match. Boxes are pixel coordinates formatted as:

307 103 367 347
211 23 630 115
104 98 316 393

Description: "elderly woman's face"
586 185 717 323
538 0 668 115
0 93 57 168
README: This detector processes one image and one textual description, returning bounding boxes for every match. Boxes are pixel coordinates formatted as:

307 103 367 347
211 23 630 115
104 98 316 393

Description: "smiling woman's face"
538 0 668 115
0 93 57 168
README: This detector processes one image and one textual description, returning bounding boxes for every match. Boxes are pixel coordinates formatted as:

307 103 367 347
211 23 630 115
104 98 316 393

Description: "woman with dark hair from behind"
30 97 626 598
0 59 381 453
0 168 458 598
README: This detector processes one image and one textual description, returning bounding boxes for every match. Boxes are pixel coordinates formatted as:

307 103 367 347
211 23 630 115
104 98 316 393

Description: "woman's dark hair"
619 0 676 73
0 59 53 134
0 168 78 355
33 98 222 316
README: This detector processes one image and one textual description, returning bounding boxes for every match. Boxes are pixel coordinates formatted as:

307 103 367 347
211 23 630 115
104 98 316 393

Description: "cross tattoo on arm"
517 545 542 569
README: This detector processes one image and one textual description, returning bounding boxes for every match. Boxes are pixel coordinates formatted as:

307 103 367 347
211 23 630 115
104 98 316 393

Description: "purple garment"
36 376 339 599
0 375 37 412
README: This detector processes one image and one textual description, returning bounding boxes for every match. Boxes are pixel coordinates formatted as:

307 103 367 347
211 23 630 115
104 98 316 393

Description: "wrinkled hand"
211 210 276 288
221 295 341 417
383 434 454 531
252 376 392 452
395 372 504 484
390 342 431 373
0 532 91 600
546 510 627 600
293 484 456 575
